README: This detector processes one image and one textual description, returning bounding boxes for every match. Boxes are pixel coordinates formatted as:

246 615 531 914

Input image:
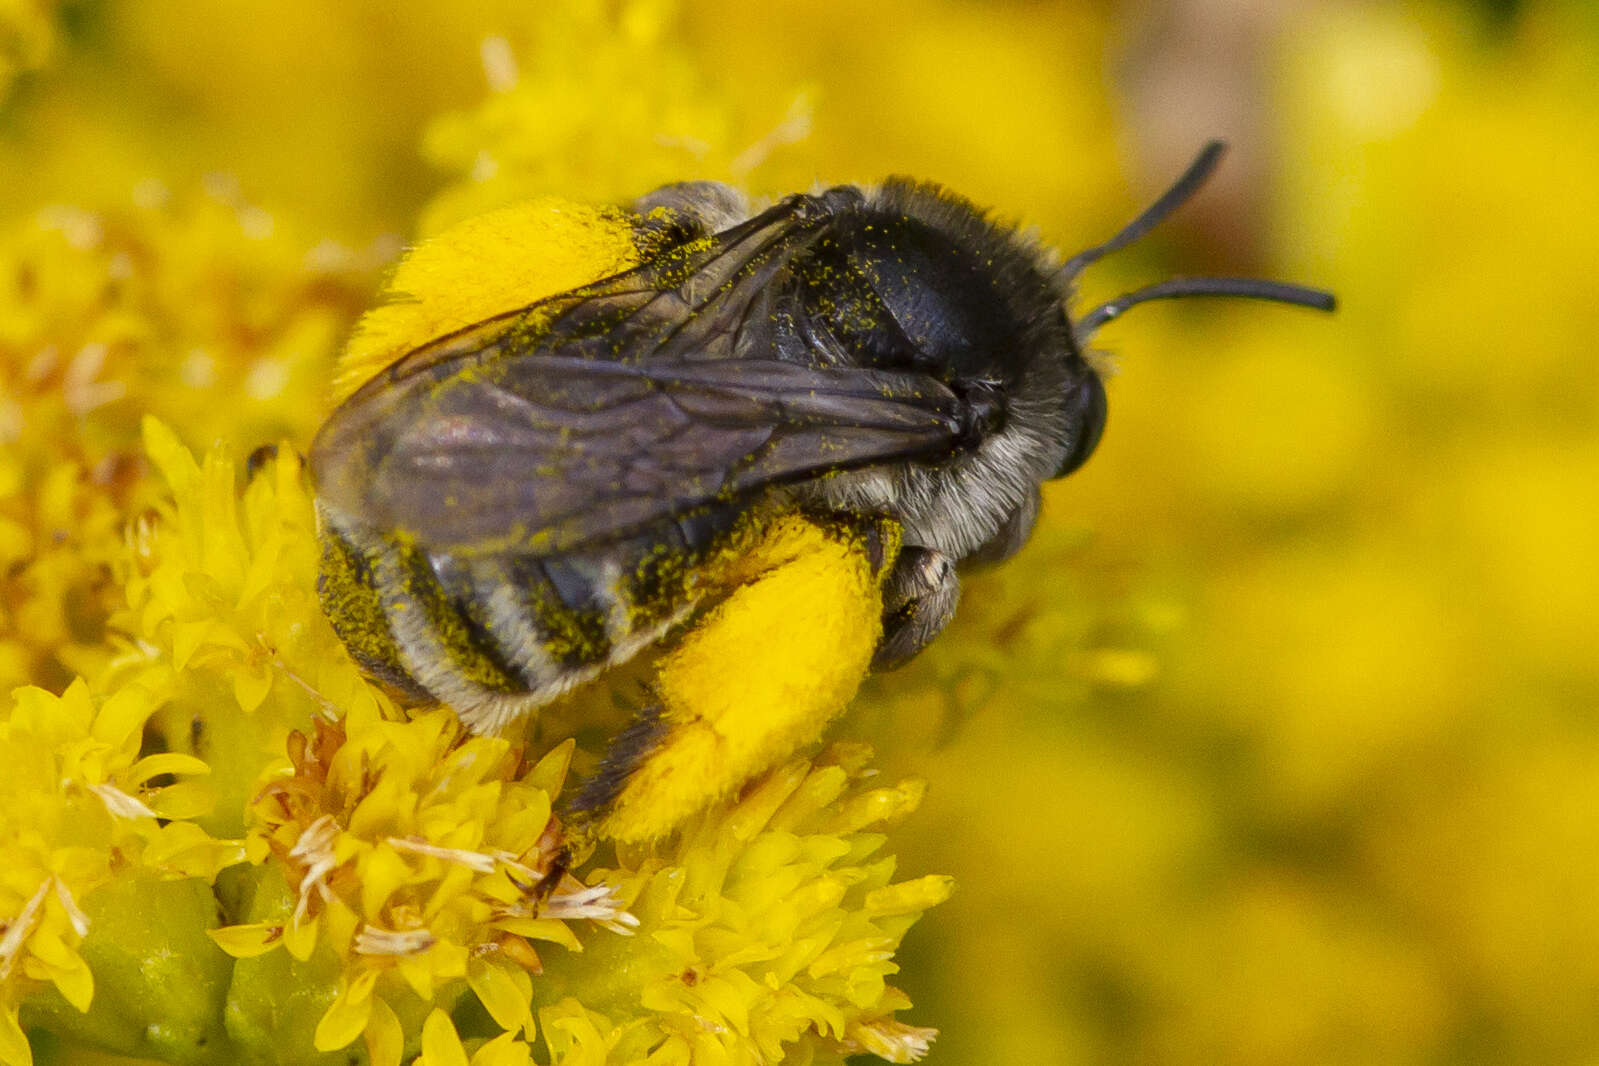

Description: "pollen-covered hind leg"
585 514 898 843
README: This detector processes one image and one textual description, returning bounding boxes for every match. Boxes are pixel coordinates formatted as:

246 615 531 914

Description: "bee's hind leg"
873 547 960 671
577 514 892 843
565 703 668 823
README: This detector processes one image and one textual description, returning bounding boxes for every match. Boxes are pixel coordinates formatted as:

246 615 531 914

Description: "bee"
310 141 1334 840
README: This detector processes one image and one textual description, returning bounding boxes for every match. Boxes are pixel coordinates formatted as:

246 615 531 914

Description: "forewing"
312 355 962 553
313 188 968 553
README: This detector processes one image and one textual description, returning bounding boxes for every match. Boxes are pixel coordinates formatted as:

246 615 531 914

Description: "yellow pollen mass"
332 198 641 402
601 514 900 842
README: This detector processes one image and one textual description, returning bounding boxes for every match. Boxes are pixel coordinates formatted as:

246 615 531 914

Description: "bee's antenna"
1060 139 1228 280
1060 138 1338 339
1078 276 1337 337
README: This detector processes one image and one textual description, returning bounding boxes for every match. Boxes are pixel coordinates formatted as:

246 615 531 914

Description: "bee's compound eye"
1051 372 1106 479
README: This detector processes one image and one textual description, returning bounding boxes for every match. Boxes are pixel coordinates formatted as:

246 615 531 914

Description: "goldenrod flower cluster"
0 8 952 1060
2 409 947 1063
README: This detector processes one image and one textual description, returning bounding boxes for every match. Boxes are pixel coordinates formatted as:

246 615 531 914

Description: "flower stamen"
385 836 497 874
289 814 341 925
90 783 157 820
353 925 437 957
0 880 52 981
540 882 638 935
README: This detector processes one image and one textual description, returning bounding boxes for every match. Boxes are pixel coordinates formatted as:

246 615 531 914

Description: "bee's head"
811 141 1334 564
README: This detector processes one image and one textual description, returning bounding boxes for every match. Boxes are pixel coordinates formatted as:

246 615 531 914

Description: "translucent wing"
312 193 969 553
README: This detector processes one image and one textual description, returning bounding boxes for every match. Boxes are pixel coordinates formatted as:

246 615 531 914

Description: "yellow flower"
536 744 948 1066
51 424 947 1065
214 710 611 1064
415 1008 533 1066
418 0 803 234
0 677 242 1066
0 189 375 697
111 418 390 838
0 1 62 102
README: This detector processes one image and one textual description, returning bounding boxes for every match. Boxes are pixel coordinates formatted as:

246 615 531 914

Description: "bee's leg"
564 703 668 822
583 514 892 843
873 548 961 671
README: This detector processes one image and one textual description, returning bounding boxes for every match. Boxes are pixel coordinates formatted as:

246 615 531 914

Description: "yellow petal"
363 997 404 1066
141 417 199 498
171 619 216 671
207 922 285 958
468 959 534 1037
822 779 927 836
282 915 320 961
146 780 217 820
864 875 955 917
233 664 274 713
398 953 436 1000
419 1008 470 1066
27 925 81 970
358 845 413 919
0 1007 31 1066
470 1031 531 1066
692 974 752 1036
846 1019 937 1064
49 954 96 1014
140 822 247 877
91 686 152 750
525 738 575 797
314 970 377 1052
128 751 213 782
493 917 582 952
244 834 271 864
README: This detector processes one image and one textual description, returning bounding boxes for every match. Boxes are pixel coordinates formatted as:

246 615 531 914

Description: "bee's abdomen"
317 509 693 733
317 521 433 701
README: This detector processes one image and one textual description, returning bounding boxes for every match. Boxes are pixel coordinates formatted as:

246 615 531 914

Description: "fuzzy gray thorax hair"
798 364 1076 561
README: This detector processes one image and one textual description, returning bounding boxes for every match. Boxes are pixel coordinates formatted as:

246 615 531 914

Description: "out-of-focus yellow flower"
0 190 375 697
0 0 62 102
419 0 804 234
0 451 130 693
0 192 374 460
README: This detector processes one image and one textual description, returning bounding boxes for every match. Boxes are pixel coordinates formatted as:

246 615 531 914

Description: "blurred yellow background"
3 0 1596 1062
